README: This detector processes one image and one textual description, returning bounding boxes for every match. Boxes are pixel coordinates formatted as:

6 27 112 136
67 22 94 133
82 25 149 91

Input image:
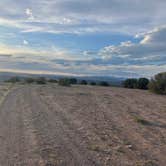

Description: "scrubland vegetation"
123 78 149 89
148 72 166 95
123 72 166 95
5 72 166 95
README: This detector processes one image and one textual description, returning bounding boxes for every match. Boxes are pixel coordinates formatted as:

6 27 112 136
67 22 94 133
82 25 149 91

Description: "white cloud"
0 0 166 34
99 26 166 61
0 40 165 78
140 35 151 44
23 40 29 45
0 43 78 60
25 8 34 20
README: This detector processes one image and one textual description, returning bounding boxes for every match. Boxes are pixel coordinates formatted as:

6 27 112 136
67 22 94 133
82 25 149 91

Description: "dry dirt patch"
0 84 165 166
37 85 166 166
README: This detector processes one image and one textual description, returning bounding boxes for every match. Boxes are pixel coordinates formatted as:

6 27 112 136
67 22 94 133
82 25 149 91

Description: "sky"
0 0 166 78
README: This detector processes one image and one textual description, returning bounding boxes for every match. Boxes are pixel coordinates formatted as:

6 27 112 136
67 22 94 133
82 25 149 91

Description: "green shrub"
137 78 149 90
48 79 58 83
25 77 35 84
58 78 71 86
36 77 46 84
123 78 138 89
90 82 97 86
80 80 88 85
98 81 109 86
6 77 20 83
69 78 77 84
148 72 166 95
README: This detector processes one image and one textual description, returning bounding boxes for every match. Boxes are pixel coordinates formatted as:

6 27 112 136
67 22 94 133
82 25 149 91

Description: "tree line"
5 72 166 95
5 77 110 87
123 72 166 95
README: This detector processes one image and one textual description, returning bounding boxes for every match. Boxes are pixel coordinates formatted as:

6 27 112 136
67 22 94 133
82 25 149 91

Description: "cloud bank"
0 0 165 77
0 0 166 34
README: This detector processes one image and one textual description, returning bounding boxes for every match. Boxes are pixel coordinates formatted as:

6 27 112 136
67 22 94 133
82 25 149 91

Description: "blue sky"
0 0 166 77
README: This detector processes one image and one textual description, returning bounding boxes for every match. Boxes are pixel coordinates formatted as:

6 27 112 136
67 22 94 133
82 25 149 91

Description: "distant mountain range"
0 72 124 86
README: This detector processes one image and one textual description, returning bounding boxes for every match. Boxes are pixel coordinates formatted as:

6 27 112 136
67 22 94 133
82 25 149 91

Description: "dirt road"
0 85 165 166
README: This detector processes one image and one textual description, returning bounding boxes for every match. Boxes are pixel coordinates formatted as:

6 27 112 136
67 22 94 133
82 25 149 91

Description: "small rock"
126 144 133 149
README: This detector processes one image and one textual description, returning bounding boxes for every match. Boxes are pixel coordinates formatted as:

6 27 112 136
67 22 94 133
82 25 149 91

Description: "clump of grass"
89 144 101 152
123 139 131 145
143 160 158 166
117 146 125 153
134 116 151 125
136 160 158 166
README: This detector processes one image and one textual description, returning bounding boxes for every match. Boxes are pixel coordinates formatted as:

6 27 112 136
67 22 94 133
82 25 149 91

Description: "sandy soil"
0 84 165 166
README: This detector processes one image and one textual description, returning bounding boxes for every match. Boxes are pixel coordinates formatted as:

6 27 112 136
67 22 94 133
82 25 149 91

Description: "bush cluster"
148 72 166 95
48 79 58 83
6 76 111 87
6 72 165 95
98 81 110 86
6 77 47 84
36 77 47 84
25 77 35 84
80 80 88 85
58 78 71 86
69 78 77 84
123 72 166 95
123 78 149 90
6 77 20 83
90 82 97 86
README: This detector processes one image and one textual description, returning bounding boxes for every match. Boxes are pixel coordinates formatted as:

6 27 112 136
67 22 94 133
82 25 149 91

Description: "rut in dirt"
0 86 100 166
